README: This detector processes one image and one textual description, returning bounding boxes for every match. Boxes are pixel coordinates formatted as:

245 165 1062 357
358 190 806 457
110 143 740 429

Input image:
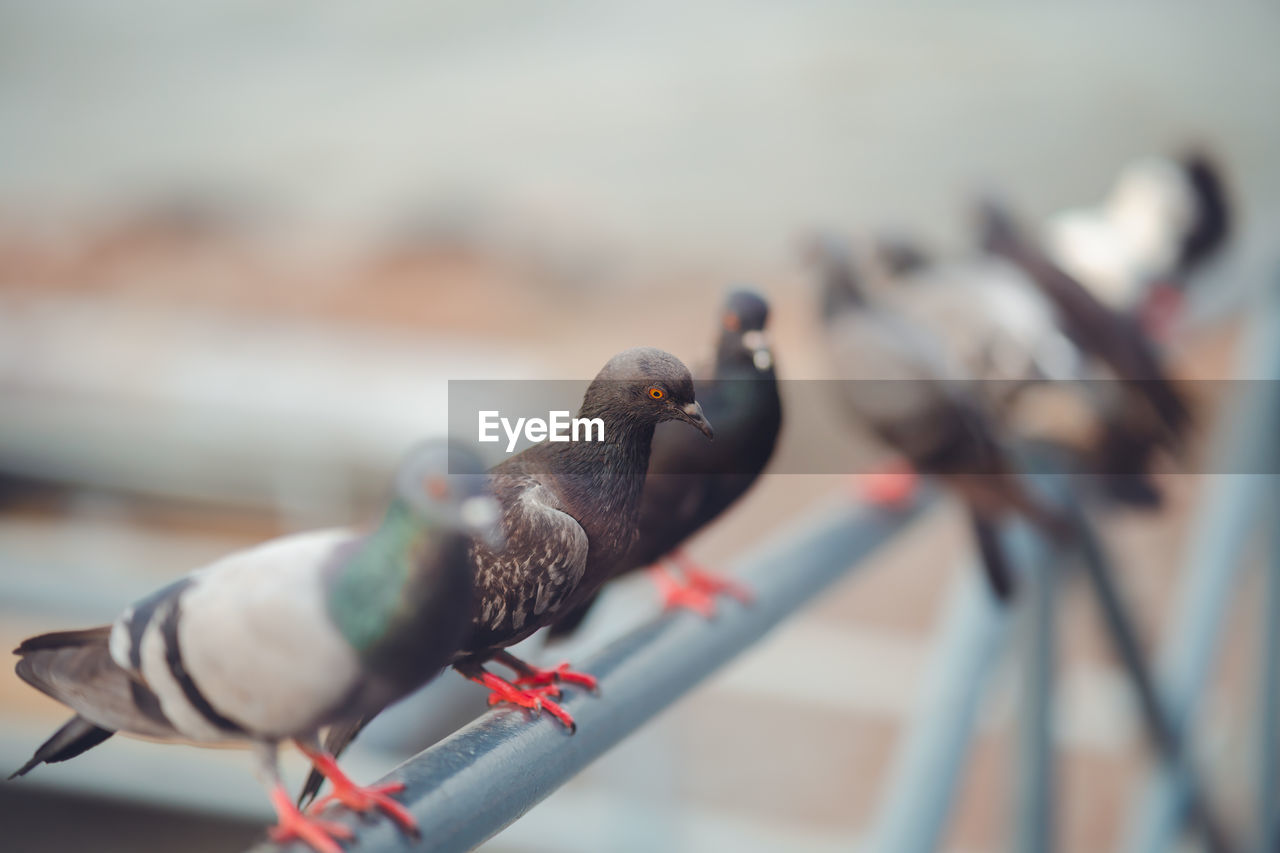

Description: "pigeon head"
722 289 769 333
583 346 713 439
718 288 774 372
395 441 503 547
803 231 869 320
872 234 931 278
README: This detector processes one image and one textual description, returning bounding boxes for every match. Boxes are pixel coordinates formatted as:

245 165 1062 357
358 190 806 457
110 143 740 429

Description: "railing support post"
1013 548 1057 853
1124 274 1280 853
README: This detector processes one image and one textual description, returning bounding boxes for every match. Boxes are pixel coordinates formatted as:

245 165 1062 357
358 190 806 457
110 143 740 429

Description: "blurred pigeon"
1042 150 1232 337
977 196 1193 505
840 232 1081 412
11 442 500 853
300 347 712 805
852 227 1179 508
810 234 1069 601
549 289 782 634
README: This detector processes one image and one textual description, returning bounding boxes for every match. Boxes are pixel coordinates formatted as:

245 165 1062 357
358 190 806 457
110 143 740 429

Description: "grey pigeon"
549 289 782 634
299 346 712 806
809 234 1068 601
11 442 499 853
844 228 1181 508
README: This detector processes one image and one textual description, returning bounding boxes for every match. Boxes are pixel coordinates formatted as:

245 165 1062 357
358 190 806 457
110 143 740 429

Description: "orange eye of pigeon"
723 313 741 332
648 387 664 400
425 476 451 500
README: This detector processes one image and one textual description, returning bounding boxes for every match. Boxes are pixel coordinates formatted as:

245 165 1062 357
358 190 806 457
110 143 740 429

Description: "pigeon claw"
296 747 418 839
474 670 578 732
650 564 718 619
269 786 353 853
512 662 600 694
313 781 418 838
668 550 754 606
686 568 754 604
855 462 919 509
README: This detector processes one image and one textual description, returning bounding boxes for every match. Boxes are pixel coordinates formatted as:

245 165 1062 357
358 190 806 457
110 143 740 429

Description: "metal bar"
1013 543 1058 853
248 494 933 853
1074 508 1235 852
867 479 1074 853
1123 276 1280 853
865 571 1008 853
1257 474 1280 853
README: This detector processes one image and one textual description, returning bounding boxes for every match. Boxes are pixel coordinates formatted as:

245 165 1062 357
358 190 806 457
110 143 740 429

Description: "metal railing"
1122 274 1280 853
249 275 1279 853
251 492 936 853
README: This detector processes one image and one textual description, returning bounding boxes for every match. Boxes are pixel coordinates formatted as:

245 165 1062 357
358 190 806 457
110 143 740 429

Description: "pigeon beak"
679 401 714 440
742 330 773 371
460 495 505 550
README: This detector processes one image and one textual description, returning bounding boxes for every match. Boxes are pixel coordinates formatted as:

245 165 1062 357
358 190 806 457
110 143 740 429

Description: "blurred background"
1 1 1278 851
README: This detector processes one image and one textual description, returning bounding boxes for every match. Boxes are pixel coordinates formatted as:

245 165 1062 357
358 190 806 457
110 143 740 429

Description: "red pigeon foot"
464 668 577 732
649 564 718 618
669 550 754 605
493 651 599 694
854 460 919 509
268 785 354 853
300 748 417 837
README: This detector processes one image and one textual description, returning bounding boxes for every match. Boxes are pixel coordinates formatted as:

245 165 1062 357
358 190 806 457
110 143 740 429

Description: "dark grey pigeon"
299 346 712 806
846 226 1183 509
549 289 782 635
809 234 1069 601
11 442 499 853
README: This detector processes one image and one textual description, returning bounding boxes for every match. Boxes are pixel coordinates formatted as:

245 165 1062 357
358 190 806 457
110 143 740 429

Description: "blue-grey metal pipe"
1013 545 1058 853
1075 504 1235 852
863 572 1009 853
1123 277 1280 853
866 494 1072 853
248 494 933 853
1257 474 1280 853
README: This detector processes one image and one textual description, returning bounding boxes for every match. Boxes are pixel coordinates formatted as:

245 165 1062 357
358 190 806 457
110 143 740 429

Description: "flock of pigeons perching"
8 149 1231 851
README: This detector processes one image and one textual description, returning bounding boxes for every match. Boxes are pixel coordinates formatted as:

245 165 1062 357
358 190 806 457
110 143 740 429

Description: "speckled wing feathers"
463 472 589 654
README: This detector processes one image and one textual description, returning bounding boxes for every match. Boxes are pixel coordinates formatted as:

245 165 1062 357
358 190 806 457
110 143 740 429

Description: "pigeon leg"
297 741 418 837
853 458 919 508
1140 281 1184 342
254 742 353 853
455 662 578 732
492 649 599 694
669 549 754 605
649 562 718 618
269 786 354 853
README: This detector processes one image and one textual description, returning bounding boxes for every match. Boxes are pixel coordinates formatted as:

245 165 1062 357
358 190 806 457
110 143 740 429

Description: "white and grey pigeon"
10 441 501 853
976 197 1194 507
1042 150 1231 336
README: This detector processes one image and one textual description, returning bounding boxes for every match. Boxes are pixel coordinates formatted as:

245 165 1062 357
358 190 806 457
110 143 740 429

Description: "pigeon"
976 196 1193 505
833 232 1082 414
1042 150 1232 337
809 234 1069 601
298 346 713 806
549 289 782 635
849 227 1182 508
11 442 500 853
